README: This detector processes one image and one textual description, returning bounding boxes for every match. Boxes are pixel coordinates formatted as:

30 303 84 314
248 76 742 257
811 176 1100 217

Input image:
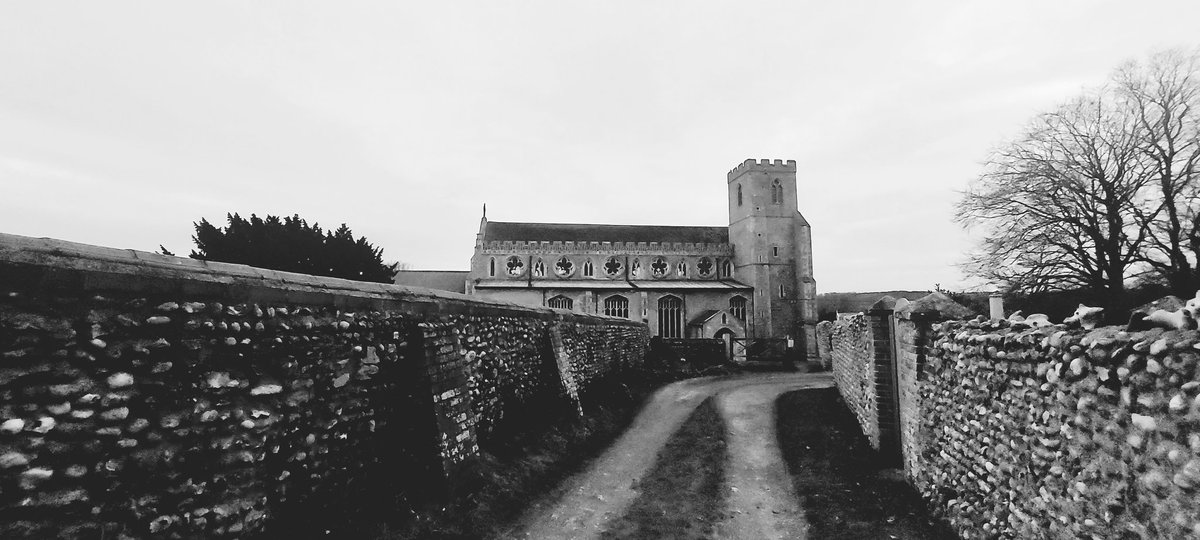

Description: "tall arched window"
658 295 683 338
488 257 496 277
771 179 783 204
547 295 573 310
729 295 747 320
737 184 743 206
582 259 594 277
603 295 629 318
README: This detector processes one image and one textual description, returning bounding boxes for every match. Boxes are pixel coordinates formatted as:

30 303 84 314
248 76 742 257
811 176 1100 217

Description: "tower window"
772 246 779 257
603 295 629 318
582 259 594 277
489 257 496 277
658 295 683 338
771 179 783 204
547 295 573 310
729 296 747 320
737 184 743 206
779 284 786 298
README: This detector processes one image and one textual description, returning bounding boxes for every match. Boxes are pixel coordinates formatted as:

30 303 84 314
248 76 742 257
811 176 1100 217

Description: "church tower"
727 159 817 356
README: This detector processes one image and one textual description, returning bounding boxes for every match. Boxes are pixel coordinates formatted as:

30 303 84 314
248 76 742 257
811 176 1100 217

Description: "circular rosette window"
505 255 525 277
554 256 575 277
650 257 669 279
603 256 624 278
697 257 714 277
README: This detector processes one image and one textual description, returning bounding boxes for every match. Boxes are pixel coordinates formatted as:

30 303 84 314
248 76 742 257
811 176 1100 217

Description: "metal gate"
730 338 792 364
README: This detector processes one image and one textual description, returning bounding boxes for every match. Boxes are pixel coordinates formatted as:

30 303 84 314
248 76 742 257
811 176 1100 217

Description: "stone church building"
459 158 817 356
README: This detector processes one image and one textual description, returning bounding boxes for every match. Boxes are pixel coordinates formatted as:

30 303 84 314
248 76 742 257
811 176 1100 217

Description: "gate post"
866 308 901 465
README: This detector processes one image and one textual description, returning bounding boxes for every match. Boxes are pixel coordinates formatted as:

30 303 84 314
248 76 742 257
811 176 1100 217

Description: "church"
444 158 818 357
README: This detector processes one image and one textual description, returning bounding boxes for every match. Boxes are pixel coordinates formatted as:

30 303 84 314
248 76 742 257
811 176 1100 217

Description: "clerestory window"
506 256 525 277
582 259 594 277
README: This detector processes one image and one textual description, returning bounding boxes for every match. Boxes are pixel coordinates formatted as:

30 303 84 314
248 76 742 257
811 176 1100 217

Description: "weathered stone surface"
832 312 1200 539
0 239 650 538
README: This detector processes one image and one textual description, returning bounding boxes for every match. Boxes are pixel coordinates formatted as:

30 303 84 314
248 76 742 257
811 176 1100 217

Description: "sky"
3 1 1199 293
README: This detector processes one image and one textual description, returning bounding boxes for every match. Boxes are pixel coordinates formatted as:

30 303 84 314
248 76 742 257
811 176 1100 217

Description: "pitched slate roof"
483 221 729 244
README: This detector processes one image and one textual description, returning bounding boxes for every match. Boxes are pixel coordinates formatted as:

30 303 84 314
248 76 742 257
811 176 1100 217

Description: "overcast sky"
3 2 1199 293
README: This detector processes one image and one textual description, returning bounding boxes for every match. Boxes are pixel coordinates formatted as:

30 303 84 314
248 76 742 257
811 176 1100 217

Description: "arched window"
658 295 683 338
547 295 573 310
721 260 733 278
631 258 641 277
772 179 783 204
736 184 743 206
676 261 688 277
603 295 629 318
582 259 594 277
488 257 496 277
729 296 747 320
533 259 546 277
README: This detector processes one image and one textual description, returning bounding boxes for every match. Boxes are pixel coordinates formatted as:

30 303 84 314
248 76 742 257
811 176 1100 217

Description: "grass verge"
599 397 728 540
775 388 958 539
373 369 678 539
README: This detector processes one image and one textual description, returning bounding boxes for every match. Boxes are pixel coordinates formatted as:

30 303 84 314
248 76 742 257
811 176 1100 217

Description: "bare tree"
1116 49 1200 294
956 92 1153 305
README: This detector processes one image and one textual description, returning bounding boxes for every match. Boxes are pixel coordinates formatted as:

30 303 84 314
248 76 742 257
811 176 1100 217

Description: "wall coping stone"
0 233 644 328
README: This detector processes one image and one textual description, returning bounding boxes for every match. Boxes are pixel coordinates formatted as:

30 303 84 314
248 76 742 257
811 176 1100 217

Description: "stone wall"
0 234 649 538
909 318 1200 538
831 301 1200 538
828 313 879 448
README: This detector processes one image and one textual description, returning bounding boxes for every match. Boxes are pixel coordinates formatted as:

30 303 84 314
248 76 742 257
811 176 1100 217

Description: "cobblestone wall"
828 313 879 448
911 318 1200 539
0 234 648 538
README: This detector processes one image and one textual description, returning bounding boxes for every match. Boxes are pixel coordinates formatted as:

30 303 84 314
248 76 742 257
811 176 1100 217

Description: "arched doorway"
714 327 735 362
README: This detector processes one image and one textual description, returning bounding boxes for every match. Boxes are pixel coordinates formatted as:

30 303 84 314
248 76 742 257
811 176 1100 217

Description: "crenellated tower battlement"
727 158 797 181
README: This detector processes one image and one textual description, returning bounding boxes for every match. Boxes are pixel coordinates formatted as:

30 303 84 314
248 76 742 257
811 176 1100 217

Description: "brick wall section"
895 313 931 482
869 310 900 460
907 318 1200 538
0 234 648 538
828 313 880 448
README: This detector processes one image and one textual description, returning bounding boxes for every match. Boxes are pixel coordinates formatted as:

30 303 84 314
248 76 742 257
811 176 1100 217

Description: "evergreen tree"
186 213 398 283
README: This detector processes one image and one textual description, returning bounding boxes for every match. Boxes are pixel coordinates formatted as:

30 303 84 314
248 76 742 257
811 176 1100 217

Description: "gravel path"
502 372 833 540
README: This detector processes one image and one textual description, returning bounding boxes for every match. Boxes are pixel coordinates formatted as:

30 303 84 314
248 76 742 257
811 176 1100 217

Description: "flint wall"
831 306 1200 538
0 234 649 538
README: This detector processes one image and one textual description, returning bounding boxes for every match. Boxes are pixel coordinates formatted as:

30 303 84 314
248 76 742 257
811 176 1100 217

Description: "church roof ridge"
483 221 730 244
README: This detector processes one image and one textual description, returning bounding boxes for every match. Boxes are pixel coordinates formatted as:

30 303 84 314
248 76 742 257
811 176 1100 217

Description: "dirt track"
501 372 833 540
